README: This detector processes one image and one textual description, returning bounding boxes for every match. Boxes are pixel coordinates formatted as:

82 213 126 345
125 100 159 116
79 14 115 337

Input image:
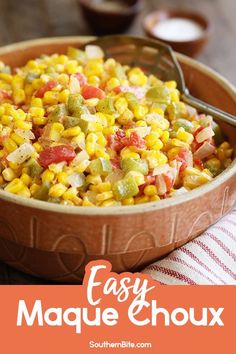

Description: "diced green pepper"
89 158 112 176
146 85 171 104
77 117 90 134
212 121 225 145
124 92 139 110
25 158 43 177
204 162 222 177
173 118 194 133
112 177 139 201
63 116 81 129
33 183 50 201
48 104 67 123
96 97 115 114
67 93 84 114
121 158 148 175
25 72 40 84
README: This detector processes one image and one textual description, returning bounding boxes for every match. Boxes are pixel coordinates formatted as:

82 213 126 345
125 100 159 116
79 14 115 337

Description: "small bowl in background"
78 0 142 34
143 10 212 57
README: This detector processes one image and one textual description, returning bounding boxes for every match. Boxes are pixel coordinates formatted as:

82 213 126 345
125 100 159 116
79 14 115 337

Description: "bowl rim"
143 9 212 44
78 0 142 15
0 36 235 216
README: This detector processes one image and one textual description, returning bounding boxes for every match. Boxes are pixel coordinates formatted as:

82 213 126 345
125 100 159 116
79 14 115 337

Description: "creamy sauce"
152 18 204 42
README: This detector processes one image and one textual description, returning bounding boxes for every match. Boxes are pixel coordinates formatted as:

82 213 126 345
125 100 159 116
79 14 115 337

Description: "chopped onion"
85 45 104 60
185 104 197 118
6 143 35 164
194 141 215 160
68 173 85 188
72 150 90 166
133 126 151 138
69 74 80 94
152 164 170 176
48 161 66 173
156 174 167 195
15 129 35 140
81 113 98 122
171 187 188 197
120 85 146 99
196 126 215 143
105 169 124 184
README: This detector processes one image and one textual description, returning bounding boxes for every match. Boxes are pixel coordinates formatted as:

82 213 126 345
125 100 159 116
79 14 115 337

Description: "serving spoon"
80 35 236 127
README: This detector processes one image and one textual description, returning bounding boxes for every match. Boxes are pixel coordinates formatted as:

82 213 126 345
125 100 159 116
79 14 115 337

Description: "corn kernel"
11 132 25 145
2 168 17 181
161 131 170 144
0 176 4 185
33 142 42 152
115 97 128 114
120 147 140 160
14 121 32 130
134 195 149 204
150 195 160 202
165 81 177 89
107 77 120 91
74 160 90 173
125 171 145 186
13 89 26 105
176 128 193 144
128 68 147 86
144 185 157 196
43 91 58 105
145 133 163 149
4 178 24 193
133 105 148 120
100 199 119 207
49 183 67 198
86 174 102 185
97 182 111 193
88 75 100 86
96 191 113 202
20 173 32 186
82 196 94 206
30 183 40 194
1 115 12 125
122 197 134 206
3 138 18 152
31 97 43 107
41 170 55 183
17 185 31 198
57 172 69 186
62 126 81 138
0 73 13 83
58 89 70 103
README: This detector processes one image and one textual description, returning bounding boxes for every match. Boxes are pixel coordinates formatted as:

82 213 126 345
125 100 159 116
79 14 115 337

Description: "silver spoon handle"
182 93 236 127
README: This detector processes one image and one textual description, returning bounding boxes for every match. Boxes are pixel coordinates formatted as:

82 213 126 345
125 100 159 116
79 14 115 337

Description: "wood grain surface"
0 0 235 284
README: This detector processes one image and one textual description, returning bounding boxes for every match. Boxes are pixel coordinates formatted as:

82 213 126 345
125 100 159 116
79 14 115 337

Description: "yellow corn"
49 183 67 198
144 185 157 196
97 182 111 193
122 197 134 206
134 195 149 204
3 138 18 152
4 178 24 193
62 126 81 138
176 128 193 144
96 191 113 202
20 173 32 186
2 168 17 182
133 105 148 120
41 170 55 183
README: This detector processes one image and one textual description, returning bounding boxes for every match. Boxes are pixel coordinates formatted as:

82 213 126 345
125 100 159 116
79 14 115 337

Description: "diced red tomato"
35 80 57 98
113 86 121 94
81 85 105 99
0 89 11 101
194 158 204 169
107 130 146 153
163 174 173 192
76 73 87 87
176 148 189 173
110 157 121 169
38 145 76 168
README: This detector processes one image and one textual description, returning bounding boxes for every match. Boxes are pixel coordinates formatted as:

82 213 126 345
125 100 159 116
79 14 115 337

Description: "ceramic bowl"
143 10 211 57
0 36 235 283
78 0 142 34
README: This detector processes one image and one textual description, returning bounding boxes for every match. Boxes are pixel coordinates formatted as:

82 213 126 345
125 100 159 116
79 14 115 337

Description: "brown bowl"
143 10 211 57
78 0 142 34
0 36 235 283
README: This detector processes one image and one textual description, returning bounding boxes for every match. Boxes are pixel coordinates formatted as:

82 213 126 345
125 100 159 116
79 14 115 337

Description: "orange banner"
0 260 234 354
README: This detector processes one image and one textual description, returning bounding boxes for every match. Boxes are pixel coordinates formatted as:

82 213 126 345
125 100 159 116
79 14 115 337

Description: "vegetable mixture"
0 45 233 207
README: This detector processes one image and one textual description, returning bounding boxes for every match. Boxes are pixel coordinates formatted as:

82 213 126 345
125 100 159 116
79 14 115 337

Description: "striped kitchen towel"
142 207 236 285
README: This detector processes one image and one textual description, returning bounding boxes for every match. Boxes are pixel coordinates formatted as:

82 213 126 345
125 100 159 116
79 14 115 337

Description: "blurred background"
0 0 235 84
0 0 235 284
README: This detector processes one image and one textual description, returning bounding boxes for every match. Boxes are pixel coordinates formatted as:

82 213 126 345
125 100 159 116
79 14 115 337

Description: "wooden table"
0 0 235 284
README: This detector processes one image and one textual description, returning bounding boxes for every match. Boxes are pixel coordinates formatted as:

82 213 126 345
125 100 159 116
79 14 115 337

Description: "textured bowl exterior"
0 37 235 283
